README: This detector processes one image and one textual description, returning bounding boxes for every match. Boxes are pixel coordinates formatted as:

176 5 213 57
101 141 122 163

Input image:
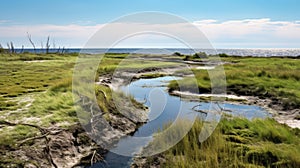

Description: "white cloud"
0 20 10 24
1 18 300 48
193 18 300 40
193 20 218 24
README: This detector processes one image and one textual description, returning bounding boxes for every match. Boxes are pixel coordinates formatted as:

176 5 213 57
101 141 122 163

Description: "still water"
91 76 270 168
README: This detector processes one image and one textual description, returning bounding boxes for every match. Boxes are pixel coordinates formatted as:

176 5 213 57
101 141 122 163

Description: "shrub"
193 52 208 58
172 52 183 56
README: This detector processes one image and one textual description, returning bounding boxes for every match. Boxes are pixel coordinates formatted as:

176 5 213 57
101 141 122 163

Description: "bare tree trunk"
56 46 60 54
61 47 65 54
46 36 50 54
6 42 15 54
27 32 36 53
6 43 10 53
10 42 15 53
20 45 24 54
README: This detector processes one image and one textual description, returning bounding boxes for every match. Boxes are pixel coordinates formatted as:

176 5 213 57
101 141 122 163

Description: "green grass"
138 73 167 79
0 54 80 156
143 118 300 168
0 53 76 106
168 56 300 109
27 78 78 126
95 84 147 123
0 53 149 156
0 53 162 124
1 53 300 167
97 54 179 76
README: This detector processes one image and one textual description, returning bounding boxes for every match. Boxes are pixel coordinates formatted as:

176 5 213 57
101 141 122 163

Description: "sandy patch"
196 66 215 70
276 118 300 129
24 60 49 63
172 91 248 101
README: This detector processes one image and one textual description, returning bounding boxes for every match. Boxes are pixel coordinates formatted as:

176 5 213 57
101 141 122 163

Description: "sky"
0 0 300 48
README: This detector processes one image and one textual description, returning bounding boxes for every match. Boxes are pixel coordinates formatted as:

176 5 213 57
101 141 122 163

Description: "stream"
91 76 271 168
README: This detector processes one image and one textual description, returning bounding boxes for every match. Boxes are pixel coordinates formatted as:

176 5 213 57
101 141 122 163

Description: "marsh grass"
0 53 76 109
97 54 179 76
0 53 159 132
168 57 300 109
27 78 78 126
138 73 167 79
95 84 146 122
0 53 79 154
143 118 300 168
1 53 300 167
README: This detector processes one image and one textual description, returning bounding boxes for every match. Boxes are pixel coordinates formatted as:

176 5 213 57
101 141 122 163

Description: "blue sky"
0 0 300 48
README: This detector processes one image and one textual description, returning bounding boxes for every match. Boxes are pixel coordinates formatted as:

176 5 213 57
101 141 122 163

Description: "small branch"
0 120 47 133
91 150 96 165
45 136 58 168
193 109 208 114
191 104 208 114
216 102 232 112
192 104 202 111
18 132 50 146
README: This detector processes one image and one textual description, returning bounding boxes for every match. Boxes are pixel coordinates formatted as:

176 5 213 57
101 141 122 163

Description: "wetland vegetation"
0 52 299 167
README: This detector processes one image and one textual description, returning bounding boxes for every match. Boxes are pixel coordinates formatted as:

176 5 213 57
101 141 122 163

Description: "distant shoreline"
8 48 300 57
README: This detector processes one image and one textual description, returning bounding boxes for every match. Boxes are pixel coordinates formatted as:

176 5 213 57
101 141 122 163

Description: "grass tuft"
143 117 300 168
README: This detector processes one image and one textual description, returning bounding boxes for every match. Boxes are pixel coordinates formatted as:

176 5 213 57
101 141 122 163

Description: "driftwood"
191 104 208 114
191 102 233 115
0 120 48 133
216 102 232 112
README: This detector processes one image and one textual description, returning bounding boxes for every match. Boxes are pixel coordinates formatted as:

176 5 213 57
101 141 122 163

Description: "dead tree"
20 45 24 54
56 46 60 54
27 32 36 53
6 42 15 53
61 47 65 54
46 36 50 54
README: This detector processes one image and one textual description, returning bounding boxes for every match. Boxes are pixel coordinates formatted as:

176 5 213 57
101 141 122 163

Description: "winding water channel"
92 76 271 168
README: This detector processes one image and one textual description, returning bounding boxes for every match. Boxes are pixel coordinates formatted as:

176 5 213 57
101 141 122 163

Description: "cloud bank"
0 18 300 48
193 18 300 48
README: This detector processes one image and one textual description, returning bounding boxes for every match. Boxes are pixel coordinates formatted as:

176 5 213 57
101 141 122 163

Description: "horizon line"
9 47 300 50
